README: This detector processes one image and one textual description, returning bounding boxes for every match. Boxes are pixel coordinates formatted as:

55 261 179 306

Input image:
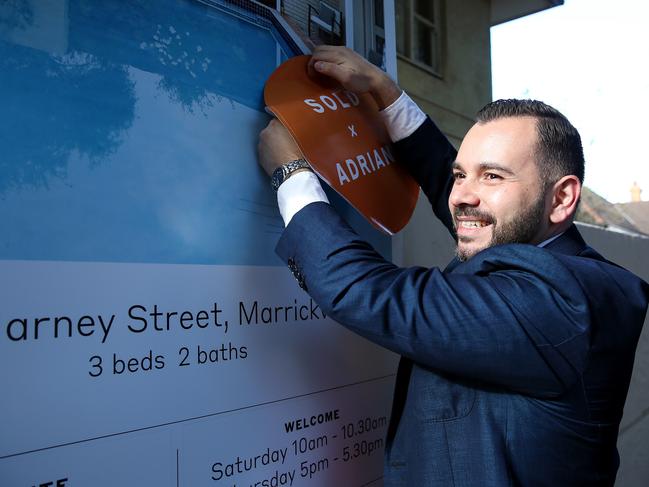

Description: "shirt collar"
537 232 565 248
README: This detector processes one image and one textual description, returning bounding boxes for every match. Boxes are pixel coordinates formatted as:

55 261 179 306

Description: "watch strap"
271 158 312 191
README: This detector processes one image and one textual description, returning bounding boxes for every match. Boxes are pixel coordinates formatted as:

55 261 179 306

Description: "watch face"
271 166 285 191
271 159 308 191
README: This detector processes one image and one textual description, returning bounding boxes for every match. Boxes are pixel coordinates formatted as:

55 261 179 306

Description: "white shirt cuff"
379 91 427 142
277 170 329 226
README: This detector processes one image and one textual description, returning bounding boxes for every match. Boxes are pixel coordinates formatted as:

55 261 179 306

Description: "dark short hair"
475 99 585 188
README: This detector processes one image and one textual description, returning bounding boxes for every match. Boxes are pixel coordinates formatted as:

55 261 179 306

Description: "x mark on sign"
347 124 357 137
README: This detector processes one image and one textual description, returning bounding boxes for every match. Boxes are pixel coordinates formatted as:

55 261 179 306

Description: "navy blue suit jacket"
276 118 649 486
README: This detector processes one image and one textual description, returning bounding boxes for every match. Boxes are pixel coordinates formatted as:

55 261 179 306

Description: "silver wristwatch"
270 158 312 191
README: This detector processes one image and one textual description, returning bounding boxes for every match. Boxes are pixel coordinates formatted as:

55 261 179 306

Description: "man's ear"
549 175 581 224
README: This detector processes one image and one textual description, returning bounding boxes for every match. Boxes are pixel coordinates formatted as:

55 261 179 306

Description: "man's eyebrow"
480 162 516 176
451 161 516 176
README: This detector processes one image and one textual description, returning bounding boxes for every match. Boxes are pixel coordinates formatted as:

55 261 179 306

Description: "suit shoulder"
455 243 574 278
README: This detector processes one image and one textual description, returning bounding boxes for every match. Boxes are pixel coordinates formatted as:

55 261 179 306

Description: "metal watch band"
271 158 312 191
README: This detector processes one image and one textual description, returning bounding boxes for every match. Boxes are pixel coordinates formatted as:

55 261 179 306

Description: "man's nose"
449 179 480 208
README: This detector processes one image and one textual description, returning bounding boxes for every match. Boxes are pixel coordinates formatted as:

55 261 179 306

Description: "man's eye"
485 173 502 180
453 172 465 180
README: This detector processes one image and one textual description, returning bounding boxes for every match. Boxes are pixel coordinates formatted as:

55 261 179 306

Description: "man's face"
449 116 550 261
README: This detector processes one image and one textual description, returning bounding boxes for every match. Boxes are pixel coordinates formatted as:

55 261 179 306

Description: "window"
396 0 443 75
354 0 387 70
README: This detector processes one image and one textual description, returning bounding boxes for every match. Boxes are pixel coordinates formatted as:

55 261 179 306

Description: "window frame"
397 0 443 77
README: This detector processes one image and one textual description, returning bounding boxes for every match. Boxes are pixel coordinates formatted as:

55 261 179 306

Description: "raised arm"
276 202 591 398
392 116 456 232
311 46 457 233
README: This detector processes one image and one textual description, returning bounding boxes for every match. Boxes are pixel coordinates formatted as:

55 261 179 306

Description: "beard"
454 193 547 261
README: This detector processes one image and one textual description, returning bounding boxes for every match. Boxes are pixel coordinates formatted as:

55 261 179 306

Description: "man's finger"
308 46 354 78
313 61 349 84
312 44 341 56
310 52 344 66
311 47 347 65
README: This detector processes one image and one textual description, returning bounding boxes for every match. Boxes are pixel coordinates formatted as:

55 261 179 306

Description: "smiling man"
257 46 648 486
451 104 582 261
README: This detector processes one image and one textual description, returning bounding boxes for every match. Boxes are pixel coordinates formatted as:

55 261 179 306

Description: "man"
258 46 648 486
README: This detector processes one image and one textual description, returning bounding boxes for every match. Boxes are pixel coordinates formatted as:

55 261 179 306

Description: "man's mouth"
457 220 490 228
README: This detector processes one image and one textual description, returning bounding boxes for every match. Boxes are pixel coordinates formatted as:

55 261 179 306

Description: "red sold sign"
264 55 418 235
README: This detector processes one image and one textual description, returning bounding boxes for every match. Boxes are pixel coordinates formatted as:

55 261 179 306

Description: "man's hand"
308 45 401 110
258 47 401 177
257 118 303 176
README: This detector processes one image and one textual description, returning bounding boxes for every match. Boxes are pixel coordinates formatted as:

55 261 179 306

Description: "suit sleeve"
277 202 591 398
393 117 457 233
